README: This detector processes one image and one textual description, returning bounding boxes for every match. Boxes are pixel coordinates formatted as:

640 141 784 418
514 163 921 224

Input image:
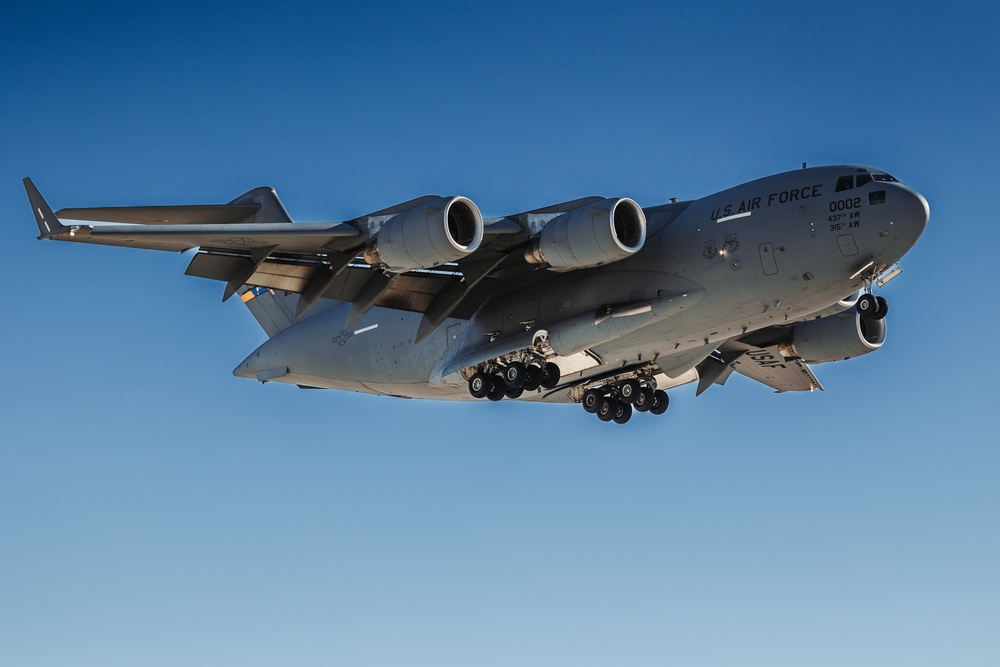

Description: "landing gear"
858 293 888 320
613 402 633 425
504 361 527 388
466 359 562 400
649 389 669 415
618 378 641 404
597 397 617 422
540 362 561 389
632 386 655 413
522 364 543 391
874 295 889 320
578 379 667 424
505 385 524 399
856 292 877 316
486 376 507 401
582 387 604 413
468 372 491 399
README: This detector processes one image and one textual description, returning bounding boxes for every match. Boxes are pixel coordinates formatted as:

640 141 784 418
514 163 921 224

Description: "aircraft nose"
894 185 930 246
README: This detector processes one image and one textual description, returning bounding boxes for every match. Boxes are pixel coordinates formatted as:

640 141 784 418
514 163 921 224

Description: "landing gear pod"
524 198 646 270
364 196 483 271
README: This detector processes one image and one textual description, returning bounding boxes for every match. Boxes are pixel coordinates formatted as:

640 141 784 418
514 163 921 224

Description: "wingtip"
24 177 69 238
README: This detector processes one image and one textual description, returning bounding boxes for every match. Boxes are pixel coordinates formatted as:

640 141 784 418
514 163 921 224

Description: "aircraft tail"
237 286 302 337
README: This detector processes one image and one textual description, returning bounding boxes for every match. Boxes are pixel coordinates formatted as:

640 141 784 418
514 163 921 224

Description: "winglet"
24 178 70 239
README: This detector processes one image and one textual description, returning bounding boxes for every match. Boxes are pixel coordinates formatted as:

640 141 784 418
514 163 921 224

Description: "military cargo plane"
26 165 928 424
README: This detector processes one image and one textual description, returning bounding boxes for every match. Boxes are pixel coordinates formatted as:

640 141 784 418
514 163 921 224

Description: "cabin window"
869 190 886 205
856 173 873 188
835 175 855 192
872 173 899 183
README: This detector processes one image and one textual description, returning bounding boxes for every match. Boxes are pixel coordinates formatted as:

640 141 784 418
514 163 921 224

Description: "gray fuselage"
234 166 929 402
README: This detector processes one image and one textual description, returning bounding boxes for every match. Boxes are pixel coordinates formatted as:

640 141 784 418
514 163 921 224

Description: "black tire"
613 402 633 425
522 365 542 391
468 372 490 399
857 293 878 317
633 386 654 412
597 397 616 422
582 387 604 414
505 385 524 399
504 361 527 388
486 376 507 401
872 295 889 320
619 378 641 404
540 362 561 389
650 389 669 415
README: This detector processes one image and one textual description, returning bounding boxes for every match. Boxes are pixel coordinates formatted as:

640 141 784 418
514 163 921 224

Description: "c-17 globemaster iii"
26 165 928 424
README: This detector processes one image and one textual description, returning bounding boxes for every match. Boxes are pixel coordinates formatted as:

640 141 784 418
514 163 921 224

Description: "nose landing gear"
857 292 888 320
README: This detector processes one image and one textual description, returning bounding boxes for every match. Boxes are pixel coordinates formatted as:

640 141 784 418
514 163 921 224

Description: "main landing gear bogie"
467 359 562 401
580 379 669 425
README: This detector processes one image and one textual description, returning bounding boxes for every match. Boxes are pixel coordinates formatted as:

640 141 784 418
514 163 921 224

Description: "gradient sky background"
2 2 998 665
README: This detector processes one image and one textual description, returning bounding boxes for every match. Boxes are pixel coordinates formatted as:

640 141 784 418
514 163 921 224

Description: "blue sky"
2 2 998 665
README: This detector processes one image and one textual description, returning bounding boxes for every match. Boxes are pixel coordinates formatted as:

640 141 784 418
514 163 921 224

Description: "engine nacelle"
524 198 646 270
364 196 483 271
780 310 886 364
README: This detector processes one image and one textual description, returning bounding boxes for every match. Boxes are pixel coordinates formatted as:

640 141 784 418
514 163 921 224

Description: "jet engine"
779 310 886 364
364 196 484 271
524 198 646 270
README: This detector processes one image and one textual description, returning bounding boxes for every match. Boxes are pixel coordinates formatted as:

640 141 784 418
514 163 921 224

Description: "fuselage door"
759 242 778 275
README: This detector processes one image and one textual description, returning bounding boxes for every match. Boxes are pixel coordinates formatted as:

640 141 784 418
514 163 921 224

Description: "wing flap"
729 344 823 393
186 252 496 319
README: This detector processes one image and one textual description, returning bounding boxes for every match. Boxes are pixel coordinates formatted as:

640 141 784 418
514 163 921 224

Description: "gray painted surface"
26 165 929 417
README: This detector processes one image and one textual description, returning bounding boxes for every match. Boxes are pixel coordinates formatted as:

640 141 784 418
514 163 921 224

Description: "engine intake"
780 310 886 364
364 196 483 271
524 198 646 270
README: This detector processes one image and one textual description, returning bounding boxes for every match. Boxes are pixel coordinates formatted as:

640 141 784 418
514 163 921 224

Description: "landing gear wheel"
597 397 617 422
649 389 669 415
522 365 542 391
613 402 633 424
633 386 655 413
468 372 491 399
505 385 524 399
486 376 507 402
540 362 561 389
618 378 641 404
582 388 604 414
872 295 889 320
857 293 878 318
504 361 527 388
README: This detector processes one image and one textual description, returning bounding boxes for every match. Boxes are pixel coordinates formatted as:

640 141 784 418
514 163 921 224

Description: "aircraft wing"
26 179 520 331
701 340 823 393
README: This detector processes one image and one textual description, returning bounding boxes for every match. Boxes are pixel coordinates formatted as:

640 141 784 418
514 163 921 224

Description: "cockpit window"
856 173 873 187
872 173 899 183
835 175 854 192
